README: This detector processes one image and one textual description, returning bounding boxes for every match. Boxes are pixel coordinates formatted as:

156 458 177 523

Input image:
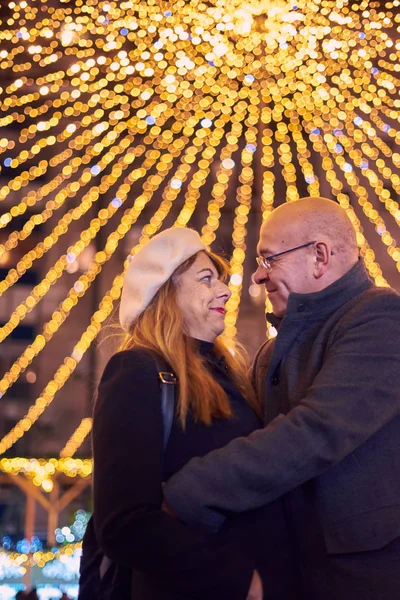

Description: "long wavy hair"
119 250 262 427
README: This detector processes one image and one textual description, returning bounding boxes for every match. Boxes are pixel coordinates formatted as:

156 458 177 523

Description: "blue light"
30 536 43 552
334 144 343 153
66 252 76 263
359 32 366 39
279 42 288 49
305 175 315 183
371 68 379 75
360 160 369 170
170 179 182 189
333 129 343 137
353 116 363 126
2 536 12 550
111 197 122 208
145 116 156 125
208 61 215 67
164 10 172 16
245 143 257 153
244 74 255 83
343 163 353 172
4 158 12 167
16 31 22 38
90 165 101 175
120 28 128 36
382 124 390 133
16 539 31 554
311 128 320 135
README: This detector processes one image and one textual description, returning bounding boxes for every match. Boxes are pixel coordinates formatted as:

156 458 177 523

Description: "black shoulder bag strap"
153 354 177 450
99 355 177 583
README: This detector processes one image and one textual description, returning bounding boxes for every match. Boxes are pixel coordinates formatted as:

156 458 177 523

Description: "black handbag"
78 355 176 600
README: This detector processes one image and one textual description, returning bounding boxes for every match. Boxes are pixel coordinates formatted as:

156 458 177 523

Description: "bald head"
262 197 358 264
254 198 360 315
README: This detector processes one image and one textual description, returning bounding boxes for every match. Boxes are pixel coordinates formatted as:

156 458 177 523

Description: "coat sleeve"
93 349 254 598
164 292 400 530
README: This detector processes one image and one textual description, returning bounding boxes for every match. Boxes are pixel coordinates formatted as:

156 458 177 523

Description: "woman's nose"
217 281 231 300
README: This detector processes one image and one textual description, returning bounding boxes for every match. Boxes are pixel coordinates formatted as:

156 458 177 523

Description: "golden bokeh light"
0 0 398 460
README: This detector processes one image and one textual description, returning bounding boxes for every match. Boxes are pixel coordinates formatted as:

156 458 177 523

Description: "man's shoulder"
332 285 400 339
348 285 400 315
361 284 399 300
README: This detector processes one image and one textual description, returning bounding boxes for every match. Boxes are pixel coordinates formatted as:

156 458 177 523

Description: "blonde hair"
119 251 262 426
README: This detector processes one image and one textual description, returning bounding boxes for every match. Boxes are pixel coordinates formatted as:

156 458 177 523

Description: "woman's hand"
246 570 263 600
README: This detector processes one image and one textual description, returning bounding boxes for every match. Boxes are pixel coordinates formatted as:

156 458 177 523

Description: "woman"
87 227 300 600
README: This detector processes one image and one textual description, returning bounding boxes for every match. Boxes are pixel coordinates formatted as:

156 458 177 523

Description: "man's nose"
252 265 269 285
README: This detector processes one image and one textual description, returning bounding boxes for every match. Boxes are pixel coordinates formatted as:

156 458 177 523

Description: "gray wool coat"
164 261 400 600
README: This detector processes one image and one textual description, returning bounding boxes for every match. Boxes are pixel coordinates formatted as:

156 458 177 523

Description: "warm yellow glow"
0 0 397 457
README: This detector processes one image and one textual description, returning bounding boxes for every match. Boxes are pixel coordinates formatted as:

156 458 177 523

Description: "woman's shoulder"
101 347 161 383
109 346 156 364
93 348 168 444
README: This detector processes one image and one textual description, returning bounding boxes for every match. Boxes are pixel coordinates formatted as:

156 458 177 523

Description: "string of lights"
42 107 242 457
0 97 241 454
311 117 400 271
200 100 249 246
1 542 82 570
0 456 92 480
0 101 195 302
224 91 259 342
59 102 247 458
59 418 93 458
0 0 397 466
0 173 180 450
305 124 389 286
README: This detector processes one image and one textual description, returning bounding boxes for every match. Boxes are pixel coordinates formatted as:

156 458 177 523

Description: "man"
164 197 400 600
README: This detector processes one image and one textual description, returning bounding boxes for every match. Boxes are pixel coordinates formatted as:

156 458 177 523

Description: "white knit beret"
119 227 207 331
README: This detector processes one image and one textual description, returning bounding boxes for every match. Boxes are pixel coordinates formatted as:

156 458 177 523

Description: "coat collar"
194 339 228 370
195 339 215 355
266 259 373 329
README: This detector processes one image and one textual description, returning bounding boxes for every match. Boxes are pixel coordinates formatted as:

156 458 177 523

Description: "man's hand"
162 497 178 518
162 484 178 518
246 570 263 600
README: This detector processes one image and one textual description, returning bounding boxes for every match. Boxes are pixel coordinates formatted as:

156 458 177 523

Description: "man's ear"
313 242 330 278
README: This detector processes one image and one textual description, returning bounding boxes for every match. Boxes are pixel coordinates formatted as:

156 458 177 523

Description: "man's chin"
270 302 287 319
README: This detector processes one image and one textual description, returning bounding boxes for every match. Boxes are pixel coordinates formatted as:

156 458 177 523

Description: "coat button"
271 375 279 386
297 303 306 312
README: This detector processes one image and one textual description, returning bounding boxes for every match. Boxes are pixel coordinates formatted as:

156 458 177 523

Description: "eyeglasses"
256 241 316 271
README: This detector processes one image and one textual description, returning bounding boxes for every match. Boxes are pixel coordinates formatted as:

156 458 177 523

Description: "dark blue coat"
164 261 400 600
